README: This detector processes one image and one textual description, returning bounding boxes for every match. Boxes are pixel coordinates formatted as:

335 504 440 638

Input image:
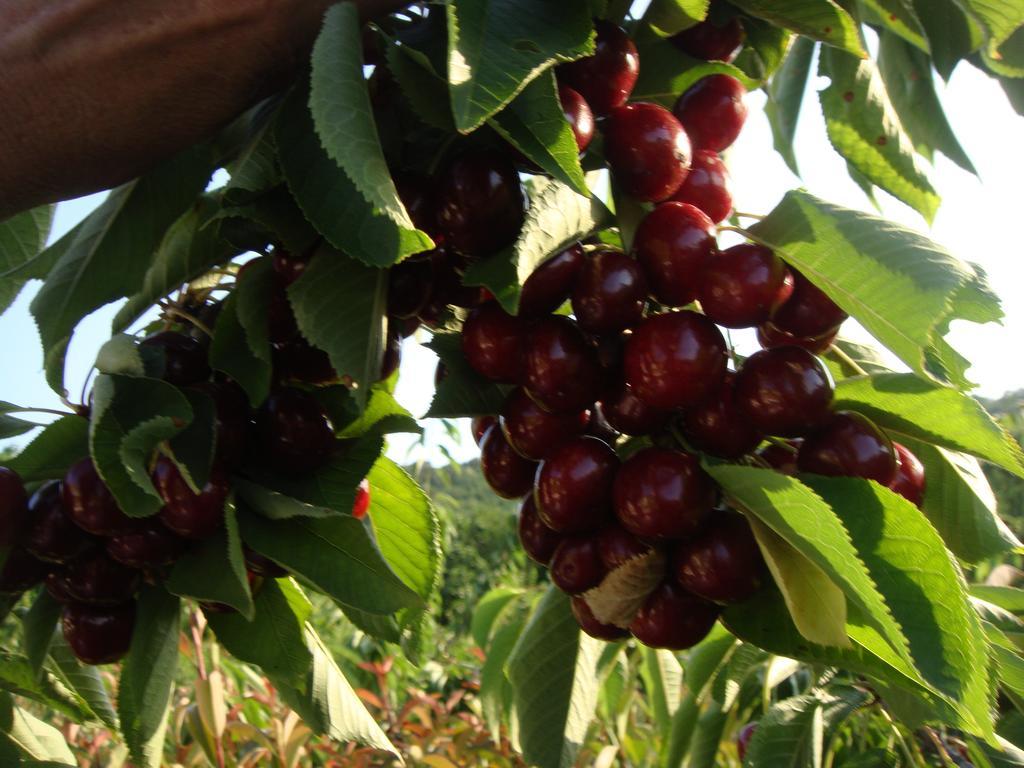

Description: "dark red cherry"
480 425 537 500
757 440 801 476
571 596 629 640
632 202 717 306
596 523 652 570
797 411 897 485
571 248 648 334
471 416 498 446
769 270 848 340
624 310 728 410
518 495 563 566
395 173 440 239
0 467 28 547
436 150 525 256
107 521 186 569
244 546 288 578
535 436 619 533
153 457 229 539
756 322 838 355
559 86 595 152
604 103 692 202
697 244 792 329
380 326 402 380
522 316 603 413
272 248 313 287
428 247 484 309
254 388 336 474
550 536 606 594
684 371 764 459
0 548 48 594
614 447 716 539
734 347 833 437
670 149 733 223
501 388 588 461
140 331 211 387
598 381 669 436
23 481 96 564
557 21 639 116
890 442 926 507
670 15 745 62
62 601 135 665
387 258 434 320
62 552 141 605
192 379 250 466
45 569 74 603
629 582 720 649
62 458 137 536
352 478 371 519
673 75 748 152
737 723 758 761
273 338 339 386
462 302 526 384
674 513 764 603
518 244 585 318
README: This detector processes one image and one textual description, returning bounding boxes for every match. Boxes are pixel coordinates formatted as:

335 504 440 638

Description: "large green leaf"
959 0 1024 51
425 332 510 418
472 586 530 649
765 37 815 176
641 647 683 738
5 416 88 482
0 205 54 315
984 25 1024 77
21 591 60 675
729 0 864 54
480 603 529 741
860 0 928 51
336 381 420 439
643 0 710 35
209 292 271 409
0 652 95 722
224 104 282 205
0 696 76 765
213 186 320 256
911 0 983 79
0 402 37 440
732 16 794 82
46 633 118 728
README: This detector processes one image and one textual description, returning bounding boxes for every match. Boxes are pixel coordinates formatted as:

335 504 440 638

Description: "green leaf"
972 587 1024 616
94 335 146 378
644 0 710 35
860 0 929 51
472 586 529 648
233 479 340 520
749 190 999 388
29 145 213 394
446 0 594 132
336 381 420 439
224 105 282 205
731 17 793 81
0 403 36 440
729 0 864 55
984 25 1024 77
480 600 529 741
641 647 683 737
213 186 321 256
0 698 76 765
22 591 61 675
4 417 87 483
209 292 271 409
0 652 94 722
765 36 815 176
425 333 510 418
167 388 215 491
118 587 180 768
958 0 1024 51
46 633 118 728
817 47 939 221
386 40 456 131
911 0 983 79
0 205 55 315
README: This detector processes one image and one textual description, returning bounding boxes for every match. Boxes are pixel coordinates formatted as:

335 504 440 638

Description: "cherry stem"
732 211 765 221
159 303 214 338
717 224 775 250
5 406 74 418
765 435 798 453
747 454 772 470
828 344 869 377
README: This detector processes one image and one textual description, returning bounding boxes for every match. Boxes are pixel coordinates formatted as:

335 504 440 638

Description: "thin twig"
733 211 765 220
829 344 869 377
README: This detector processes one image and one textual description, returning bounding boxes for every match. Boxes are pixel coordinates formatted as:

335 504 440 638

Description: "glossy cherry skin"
674 513 764 604
734 347 834 437
624 310 728 410
0 467 28 547
684 371 764 459
107 521 186 569
62 458 137 536
571 248 648 334
140 331 211 387
60 552 141 606
472 416 498 446
757 440 801 476
629 582 721 650
23 481 96 564
518 244 585 318
523 316 603 413
632 202 717 306
395 173 440 239
605 103 693 203
673 75 748 152
380 326 402 381
737 723 758 761
244 546 289 578
557 21 639 116
559 86 595 152
597 523 652 570
670 149 733 223
550 535 606 594
797 411 897 485
352 478 371 519
769 270 848 339
462 302 526 384
571 596 629 640
436 150 525 256
254 388 336 474
480 425 538 500
153 457 229 539
273 338 338 386
890 442 926 507
670 15 745 62
614 447 716 539
697 244 792 329
757 322 838 355
598 381 669 436
62 601 135 665
272 248 313 287
0 548 48 594
535 436 619 533
518 495 563 566
387 257 434 320
501 388 588 461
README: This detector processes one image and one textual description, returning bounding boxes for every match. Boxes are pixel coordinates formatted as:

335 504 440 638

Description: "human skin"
0 0 407 219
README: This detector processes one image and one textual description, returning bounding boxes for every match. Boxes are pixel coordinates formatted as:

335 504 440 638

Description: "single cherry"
23 481 96 564
352 478 371 519
140 331 211 387
571 247 648 334
769 270 848 340
604 103 692 202
254 388 336 474
670 149 733 223
598 380 669 436
62 601 136 665
395 173 440 239
550 536 606 594
480 425 538 500
757 440 801 476
674 513 764 603
272 248 313 287
632 202 717 306
462 301 526 384
501 388 588 461
472 416 498 445
273 338 339 386
387 257 434 320
559 86 595 152
518 495 563 566
107 521 186 569
596 523 652 570
697 244 792 328
614 447 716 539
757 322 838 355
890 442 926 507
0 467 28 547
45 570 74 603
0 548 48 594
62 458 137 536
557 21 639 116
797 411 897 485
684 371 764 459
522 315 603 413
427 247 485 310
535 436 618 533
244 546 289 578
571 596 629 640
673 74 748 152
624 310 728 410
436 150 525 256
60 551 141 606
153 457 229 539
670 14 745 62
629 582 720 649
518 244 585 318
734 347 833 437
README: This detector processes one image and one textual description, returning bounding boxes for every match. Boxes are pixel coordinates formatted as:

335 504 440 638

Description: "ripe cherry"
518 495 563 566
769 270 848 339
598 381 669 436
522 316 603 413
192 378 251 467
387 257 434 320
254 388 336 474
756 322 838 355
614 447 716 539
471 416 498 446
571 596 629 640
737 723 758 761
757 440 801 476
604 103 693 202
60 552 141 606
632 202 717 306
670 15 745 62
480 425 537 500
273 338 339 386
107 521 185 569
153 457 229 539
596 523 652 570
23 481 96 564
629 582 720 650
571 248 648 334
624 310 728 410
734 347 833 437
550 535 606 594
380 326 403 380
501 388 588 461
140 331 211 387
890 442 926 507
395 173 440 239
244 546 289 578
559 86 595 152
684 371 764 459
557 21 639 116
674 513 764 603
519 244 585 318
272 248 313 287
797 411 897 485
673 75 748 152
535 436 618 533
462 302 526 384
62 458 137 536
45 570 74 603
670 149 733 223
352 478 371 519
427 247 484 310
0 548 48 594
0 467 28 547
697 244 792 329
62 601 136 665
436 150 525 256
